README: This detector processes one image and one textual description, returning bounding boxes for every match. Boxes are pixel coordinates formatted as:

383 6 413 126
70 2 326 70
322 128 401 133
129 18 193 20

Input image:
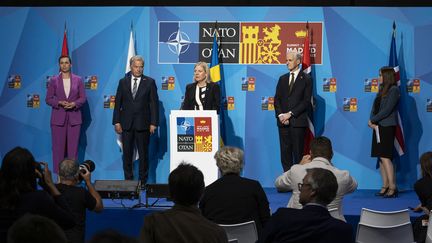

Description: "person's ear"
309 189 317 198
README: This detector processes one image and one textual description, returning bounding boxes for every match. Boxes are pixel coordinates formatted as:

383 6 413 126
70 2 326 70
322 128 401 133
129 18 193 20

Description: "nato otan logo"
261 96 274 111
364 78 378 93
161 76 175 90
177 117 195 152
27 94 40 108
427 99 432 112
8 75 22 89
85 76 98 90
103 95 115 109
343 97 357 112
407 79 420 93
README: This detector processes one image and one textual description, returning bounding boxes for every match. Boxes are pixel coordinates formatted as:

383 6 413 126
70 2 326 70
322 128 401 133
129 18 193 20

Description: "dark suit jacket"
199 174 271 234
274 71 312 127
259 205 354 243
414 177 432 210
181 82 220 113
140 204 228 243
112 74 159 130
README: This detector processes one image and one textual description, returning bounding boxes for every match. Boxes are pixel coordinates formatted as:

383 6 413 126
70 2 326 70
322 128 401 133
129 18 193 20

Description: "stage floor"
85 188 422 240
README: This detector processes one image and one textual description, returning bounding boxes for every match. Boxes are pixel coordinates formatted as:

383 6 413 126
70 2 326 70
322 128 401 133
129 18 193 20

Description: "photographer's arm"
81 168 104 212
36 162 61 196
36 162 76 228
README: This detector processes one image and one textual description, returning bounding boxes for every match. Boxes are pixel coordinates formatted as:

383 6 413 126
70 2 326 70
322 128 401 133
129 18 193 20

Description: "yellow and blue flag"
210 33 227 146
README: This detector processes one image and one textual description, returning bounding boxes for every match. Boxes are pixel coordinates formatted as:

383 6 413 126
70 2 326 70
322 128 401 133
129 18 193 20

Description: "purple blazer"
45 73 86 126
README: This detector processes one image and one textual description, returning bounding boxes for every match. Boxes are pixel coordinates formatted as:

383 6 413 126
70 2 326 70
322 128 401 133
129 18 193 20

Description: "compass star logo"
180 120 192 132
167 30 191 56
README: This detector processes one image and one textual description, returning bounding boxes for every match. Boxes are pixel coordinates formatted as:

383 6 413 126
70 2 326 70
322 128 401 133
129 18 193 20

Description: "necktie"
132 78 138 99
289 72 295 93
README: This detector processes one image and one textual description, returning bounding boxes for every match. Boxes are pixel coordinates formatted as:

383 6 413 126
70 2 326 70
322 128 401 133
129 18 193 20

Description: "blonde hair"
193 61 211 83
214 146 244 175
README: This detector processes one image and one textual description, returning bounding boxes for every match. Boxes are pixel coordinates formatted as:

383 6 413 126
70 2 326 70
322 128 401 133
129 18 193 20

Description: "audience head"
88 229 138 243
214 146 244 175
0 147 38 209
310 136 333 161
169 163 204 206
420 151 432 178
58 158 79 181
193 61 210 83
299 168 338 206
378 66 396 97
7 214 67 243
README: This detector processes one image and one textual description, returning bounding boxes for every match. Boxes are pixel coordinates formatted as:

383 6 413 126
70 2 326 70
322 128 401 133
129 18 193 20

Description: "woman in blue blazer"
368 66 400 198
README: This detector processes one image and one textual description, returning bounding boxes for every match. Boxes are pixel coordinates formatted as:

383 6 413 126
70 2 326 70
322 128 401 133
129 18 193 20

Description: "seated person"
140 163 228 243
0 147 75 242
200 146 270 234
275 136 357 221
56 159 104 243
260 168 354 243
412 151 432 243
7 214 67 243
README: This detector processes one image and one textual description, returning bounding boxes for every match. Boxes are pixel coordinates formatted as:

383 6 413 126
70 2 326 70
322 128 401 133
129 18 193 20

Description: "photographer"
56 158 103 243
0 147 75 242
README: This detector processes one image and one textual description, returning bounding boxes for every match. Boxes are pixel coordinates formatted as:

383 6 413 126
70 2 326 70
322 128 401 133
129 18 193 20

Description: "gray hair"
129 55 144 66
58 158 79 180
287 51 302 62
304 168 338 205
194 61 211 83
214 146 244 175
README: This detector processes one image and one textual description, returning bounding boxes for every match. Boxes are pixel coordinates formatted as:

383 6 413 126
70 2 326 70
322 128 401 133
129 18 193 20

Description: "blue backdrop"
1 7 431 189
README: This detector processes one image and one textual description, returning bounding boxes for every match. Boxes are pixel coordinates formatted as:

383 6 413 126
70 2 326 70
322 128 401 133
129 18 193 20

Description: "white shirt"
131 76 141 92
63 78 71 98
274 157 358 222
289 68 300 86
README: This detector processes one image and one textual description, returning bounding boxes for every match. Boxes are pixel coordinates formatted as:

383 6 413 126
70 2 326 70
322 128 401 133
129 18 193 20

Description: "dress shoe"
375 187 388 196
384 188 398 198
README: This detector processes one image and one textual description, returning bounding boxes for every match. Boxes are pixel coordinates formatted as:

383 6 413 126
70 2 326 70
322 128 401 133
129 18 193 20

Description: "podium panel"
169 110 219 186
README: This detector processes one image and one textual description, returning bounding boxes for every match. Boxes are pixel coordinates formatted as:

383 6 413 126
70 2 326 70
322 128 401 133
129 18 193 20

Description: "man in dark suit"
113 55 159 187
259 167 354 243
274 51 312 171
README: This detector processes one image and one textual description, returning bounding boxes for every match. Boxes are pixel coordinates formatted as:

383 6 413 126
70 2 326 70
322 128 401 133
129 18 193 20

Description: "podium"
169 110 219 186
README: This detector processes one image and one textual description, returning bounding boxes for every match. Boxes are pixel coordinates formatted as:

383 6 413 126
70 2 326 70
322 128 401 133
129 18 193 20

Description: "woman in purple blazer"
45 56 86 173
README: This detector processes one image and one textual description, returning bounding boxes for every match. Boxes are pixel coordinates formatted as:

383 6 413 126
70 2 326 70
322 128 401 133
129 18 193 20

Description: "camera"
78 160 95 181
33 161 44 177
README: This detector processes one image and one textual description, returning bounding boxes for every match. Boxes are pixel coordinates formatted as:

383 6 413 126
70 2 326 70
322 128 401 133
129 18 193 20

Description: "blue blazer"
370 85 400 127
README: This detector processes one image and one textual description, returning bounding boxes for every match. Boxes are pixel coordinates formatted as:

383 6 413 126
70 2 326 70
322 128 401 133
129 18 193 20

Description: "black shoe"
384 188 398 198
375 187 389 196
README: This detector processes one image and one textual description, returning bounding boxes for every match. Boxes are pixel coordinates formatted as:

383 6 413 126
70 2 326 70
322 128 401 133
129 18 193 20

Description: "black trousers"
121 128 150 183
278 126 306 172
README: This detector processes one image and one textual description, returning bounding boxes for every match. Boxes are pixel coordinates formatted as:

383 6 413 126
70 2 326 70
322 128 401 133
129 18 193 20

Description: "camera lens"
79 160 95 174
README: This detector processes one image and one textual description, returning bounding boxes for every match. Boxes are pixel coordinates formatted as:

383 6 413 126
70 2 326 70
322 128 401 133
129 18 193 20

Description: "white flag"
117 28 139 161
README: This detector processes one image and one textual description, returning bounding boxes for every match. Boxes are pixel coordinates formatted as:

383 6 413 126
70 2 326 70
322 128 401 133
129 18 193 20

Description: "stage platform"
85 188 421 241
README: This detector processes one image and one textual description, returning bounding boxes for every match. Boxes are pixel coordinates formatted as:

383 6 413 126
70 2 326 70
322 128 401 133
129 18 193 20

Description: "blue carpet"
85 188 422 241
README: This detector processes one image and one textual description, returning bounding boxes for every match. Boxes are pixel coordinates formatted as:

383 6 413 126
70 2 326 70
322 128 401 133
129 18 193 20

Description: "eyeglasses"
298 183 311 190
